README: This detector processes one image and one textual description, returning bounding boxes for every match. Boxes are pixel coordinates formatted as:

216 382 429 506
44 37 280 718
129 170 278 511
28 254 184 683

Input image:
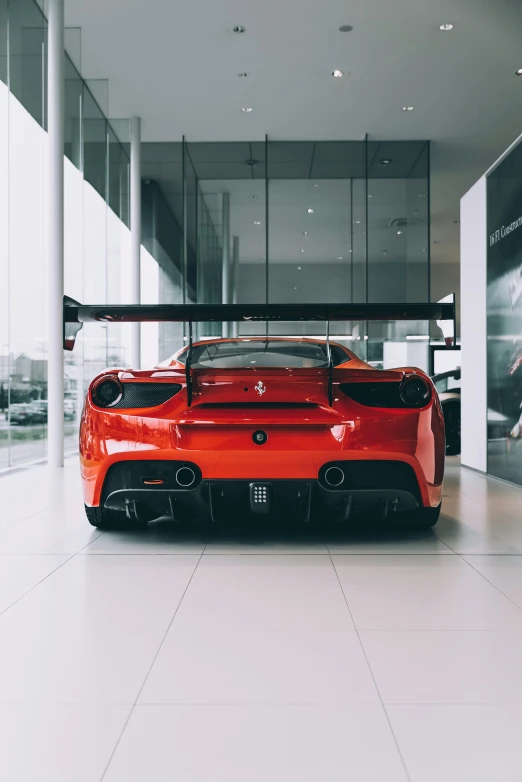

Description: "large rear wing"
63 295 456 405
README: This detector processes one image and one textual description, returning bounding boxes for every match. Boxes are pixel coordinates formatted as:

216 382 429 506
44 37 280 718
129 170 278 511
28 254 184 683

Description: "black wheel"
442 401 461 456
84 505 148 530
398 503 441 529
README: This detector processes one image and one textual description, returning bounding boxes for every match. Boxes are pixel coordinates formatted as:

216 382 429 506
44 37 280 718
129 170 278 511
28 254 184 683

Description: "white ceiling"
61 0 522 266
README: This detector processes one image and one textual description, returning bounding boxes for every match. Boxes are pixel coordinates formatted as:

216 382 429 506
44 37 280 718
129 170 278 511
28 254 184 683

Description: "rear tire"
84 505 148 531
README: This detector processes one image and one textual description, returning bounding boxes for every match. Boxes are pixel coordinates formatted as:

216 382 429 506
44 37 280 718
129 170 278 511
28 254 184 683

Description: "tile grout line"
433 516 522 613
99 544 207 782
327 546 412 782
0 531 106 620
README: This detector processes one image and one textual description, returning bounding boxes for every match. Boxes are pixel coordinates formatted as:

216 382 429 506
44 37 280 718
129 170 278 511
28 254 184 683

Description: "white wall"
460 176 487 472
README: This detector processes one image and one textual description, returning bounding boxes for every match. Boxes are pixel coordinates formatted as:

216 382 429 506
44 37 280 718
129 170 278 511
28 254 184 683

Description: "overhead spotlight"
439 23 453 30
397 230 403 235
297 266 302 270
300 249 305 253
336 256 344 260
367 194 372 198
402 106 414 111
355 220 361 224
380 159 392 165
241 107 253 113
302 231 309 236
233 25 246 33
313 183 319 188
338 24 354 32
517 68 522 76
307 208 314 214
254 221 261 225
238 72 249 78
332 69 343 78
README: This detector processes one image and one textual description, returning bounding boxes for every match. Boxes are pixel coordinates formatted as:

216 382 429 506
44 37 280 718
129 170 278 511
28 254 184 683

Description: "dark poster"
487 140 522 484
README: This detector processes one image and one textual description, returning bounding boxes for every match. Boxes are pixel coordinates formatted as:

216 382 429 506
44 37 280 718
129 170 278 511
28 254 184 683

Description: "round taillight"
399 375 432 408
92 376 123 408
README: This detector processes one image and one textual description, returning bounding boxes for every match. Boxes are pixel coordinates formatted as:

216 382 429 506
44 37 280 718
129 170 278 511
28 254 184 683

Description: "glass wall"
181 139 431 361
0 0 183 469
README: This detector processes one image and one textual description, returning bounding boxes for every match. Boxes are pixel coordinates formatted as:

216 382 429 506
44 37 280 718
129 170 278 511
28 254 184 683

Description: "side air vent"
109 382 182 409
340 382 404 408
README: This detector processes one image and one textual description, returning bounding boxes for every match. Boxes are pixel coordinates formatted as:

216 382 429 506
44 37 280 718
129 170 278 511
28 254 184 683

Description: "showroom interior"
2 0 522 779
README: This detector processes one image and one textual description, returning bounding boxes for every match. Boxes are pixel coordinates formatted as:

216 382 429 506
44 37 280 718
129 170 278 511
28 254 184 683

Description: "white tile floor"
1 457 522 780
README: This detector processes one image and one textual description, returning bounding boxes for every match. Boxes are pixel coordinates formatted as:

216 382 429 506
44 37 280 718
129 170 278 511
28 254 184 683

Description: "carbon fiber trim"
111 382 182 409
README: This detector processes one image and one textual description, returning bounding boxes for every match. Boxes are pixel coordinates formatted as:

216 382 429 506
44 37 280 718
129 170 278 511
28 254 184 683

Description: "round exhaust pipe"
324 466 345 488
175 466 196 488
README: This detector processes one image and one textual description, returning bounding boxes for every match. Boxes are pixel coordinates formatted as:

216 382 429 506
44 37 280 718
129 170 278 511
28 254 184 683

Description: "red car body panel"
79 339 445 514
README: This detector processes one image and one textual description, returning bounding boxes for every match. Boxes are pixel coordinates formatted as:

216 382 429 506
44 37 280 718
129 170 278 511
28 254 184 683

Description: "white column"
130 116 141 369
231 236 239 337
221 192 230 338
47 0 65 468
460 176 487 472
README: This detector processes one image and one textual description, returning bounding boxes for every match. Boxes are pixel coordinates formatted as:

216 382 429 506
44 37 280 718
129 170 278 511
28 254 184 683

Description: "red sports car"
65 300 451 531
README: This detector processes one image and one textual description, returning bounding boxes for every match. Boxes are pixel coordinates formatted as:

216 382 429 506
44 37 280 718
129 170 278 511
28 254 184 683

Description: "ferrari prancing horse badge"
255 381 266 396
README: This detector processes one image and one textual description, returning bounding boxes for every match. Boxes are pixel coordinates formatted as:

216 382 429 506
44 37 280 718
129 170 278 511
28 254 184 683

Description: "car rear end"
80 342 444 526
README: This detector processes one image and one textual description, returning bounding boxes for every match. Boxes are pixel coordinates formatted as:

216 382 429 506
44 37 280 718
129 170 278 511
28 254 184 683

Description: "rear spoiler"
64 295 456 406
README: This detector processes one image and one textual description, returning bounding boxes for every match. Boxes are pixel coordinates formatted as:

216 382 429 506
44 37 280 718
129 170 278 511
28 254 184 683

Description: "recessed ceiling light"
233 25 246 33
338 24 353 32
337 256 344 260
297 266 302 270
355 220 361 224
254 221 261 225
517 69 522 76
302 231 309 236
238 72 249 78
402 106 414 111
307 208 314 214
439 23 453 30
241 107 253 113
367 194 372 198
397 230 403 235
380 158 392 165
300 249 305 253
313 183 319 188
332 69 343 78
293 286 298 290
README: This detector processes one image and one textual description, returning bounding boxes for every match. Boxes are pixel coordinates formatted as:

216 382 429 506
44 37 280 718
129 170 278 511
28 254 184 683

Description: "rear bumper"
90 458 440 522
82 448 442 510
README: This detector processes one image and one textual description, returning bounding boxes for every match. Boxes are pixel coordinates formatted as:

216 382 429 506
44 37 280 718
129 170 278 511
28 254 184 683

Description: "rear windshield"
176 340 349 369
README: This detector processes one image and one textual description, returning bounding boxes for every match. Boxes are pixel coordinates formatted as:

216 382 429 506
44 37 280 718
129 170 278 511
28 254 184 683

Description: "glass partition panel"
0 2 8 467
64 54 82 170
8 84 47 465
0 0 7 86
107 123 129 223
82 84 107 199
8 0 46 127
188 141 267 338
367 141 430 304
